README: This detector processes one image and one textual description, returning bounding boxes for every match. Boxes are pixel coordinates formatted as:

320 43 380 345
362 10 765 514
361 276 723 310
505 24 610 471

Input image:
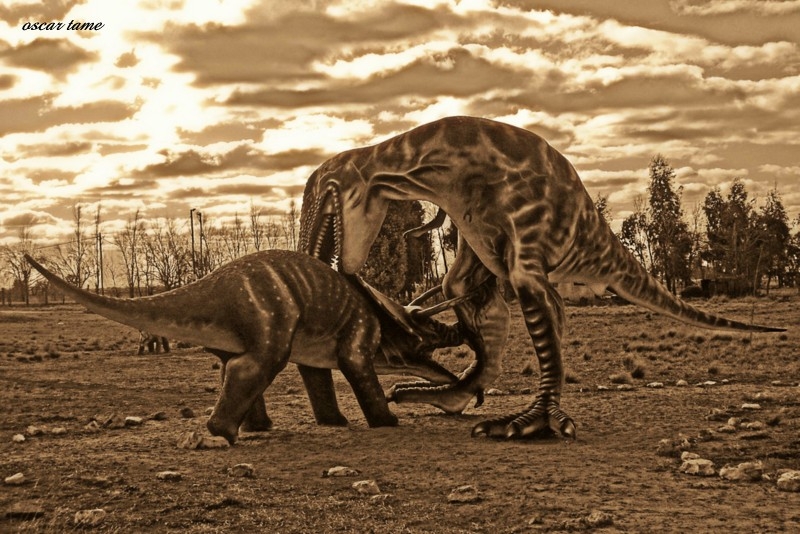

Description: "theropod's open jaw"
308 187 343 271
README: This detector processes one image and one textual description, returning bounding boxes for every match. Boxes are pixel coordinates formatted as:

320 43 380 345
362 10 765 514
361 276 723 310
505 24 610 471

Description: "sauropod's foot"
471 395 576 439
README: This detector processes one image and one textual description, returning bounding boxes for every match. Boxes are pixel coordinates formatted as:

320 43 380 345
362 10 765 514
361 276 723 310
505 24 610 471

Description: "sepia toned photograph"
1 0 799 531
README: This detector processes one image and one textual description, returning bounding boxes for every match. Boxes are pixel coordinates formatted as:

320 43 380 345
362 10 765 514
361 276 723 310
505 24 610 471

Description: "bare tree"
219 212 249 262
142 218 192 290
1 226 36 305
54 205 94 287
112 210 144 297
282 200 299 251
249 200 265 251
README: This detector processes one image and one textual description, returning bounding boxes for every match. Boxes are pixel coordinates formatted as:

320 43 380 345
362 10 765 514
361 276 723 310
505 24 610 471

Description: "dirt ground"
2 292 799 533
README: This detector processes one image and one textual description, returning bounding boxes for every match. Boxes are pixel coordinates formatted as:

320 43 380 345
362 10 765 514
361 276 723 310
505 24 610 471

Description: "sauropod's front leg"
391 244 510 414
297 365 349 426
208 351 290 444
335 315 398 428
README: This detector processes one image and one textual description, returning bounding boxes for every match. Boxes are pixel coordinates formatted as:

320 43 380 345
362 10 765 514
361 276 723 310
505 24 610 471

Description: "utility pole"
190 208 197 278
197 211 204 277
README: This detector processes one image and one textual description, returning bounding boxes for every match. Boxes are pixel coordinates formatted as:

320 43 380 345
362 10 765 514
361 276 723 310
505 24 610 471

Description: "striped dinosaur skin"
25 250 466 444
299 116 785 440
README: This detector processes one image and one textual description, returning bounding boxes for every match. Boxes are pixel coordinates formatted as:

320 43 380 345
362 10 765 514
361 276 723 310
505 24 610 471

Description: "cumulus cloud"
0 38 98 78
0 96 137 136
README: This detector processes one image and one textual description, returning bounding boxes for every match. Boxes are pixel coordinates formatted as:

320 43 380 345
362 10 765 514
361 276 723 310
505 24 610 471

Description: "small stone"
741 403 761 410
597 385 610 391
771 380 788 387
156 471 182 481
199 436 230 449
675 379 689 387
180 407 195 419
485 388 506 396
323 466 360 477
74 508 106 526
727 417 741 427
616 384 635 391
680 451 701 461
227 464 254 478
742 421 765 431
679 458 715 476
4 472 26 485
352 480 381 495
721 379 730 384
698 381 717 387
124 416 143 427
50 427 67 435
84 420 101 432
584 510 614 528
102 414 126 429
25 425 43 436
370 493 393 504
150 411 168 421
776 471 800 492
11 434 25 443
447 484 480 503
719 461 764 482
177 431 203 450
646 382 664 388
716 424 737 434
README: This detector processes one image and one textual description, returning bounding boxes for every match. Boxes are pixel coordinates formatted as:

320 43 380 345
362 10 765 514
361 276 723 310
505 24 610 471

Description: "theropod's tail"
604 242 785 333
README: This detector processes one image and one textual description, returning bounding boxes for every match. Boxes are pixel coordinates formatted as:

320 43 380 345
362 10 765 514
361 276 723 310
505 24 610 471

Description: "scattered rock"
646 382 664 388
74 508 106 527
447 484 480 503
11 434 25 443
4 472 26 485
741 403 761 411
227 464 254 478
25 425 43 436
485 388 506 396
679 458 715 476
675 379 689 387
716 424 736 434
739 430 770 440
50 427 67 435
680 451 701 461
719 461 764 482
124 416 143 427
616 384 635 391
697 381 717 388
177 431 204 450
656 437 692 457
352 480 381 495
584 510 614 528
771 380 790 387
150 411 168 421
323 466 360 477
101 414 126 429
727 417 741 427
156 471 182 481
742 421 765 431
776 471 800 492
4 501 45 520
596 385 610 391
199 436 230 449
84 420 101 432
370 494 393 504
180 407 195 419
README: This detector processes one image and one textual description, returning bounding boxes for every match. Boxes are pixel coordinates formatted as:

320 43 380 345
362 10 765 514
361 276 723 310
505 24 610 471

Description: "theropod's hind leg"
473 263 576 440
297 365 349 426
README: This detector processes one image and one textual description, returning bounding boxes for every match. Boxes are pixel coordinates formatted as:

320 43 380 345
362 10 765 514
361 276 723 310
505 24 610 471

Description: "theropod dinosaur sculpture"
299 116 785 440
25 250 468 444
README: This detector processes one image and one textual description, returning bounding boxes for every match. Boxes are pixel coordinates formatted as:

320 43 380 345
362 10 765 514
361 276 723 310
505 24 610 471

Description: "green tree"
361 200 425 299
646 155 692 293
757 188 790 292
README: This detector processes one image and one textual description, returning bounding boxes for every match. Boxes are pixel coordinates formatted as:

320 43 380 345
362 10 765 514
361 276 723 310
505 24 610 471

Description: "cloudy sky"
1 0 799 248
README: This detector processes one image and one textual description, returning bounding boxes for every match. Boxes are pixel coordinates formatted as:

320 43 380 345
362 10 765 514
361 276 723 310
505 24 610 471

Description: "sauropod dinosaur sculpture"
25 250 469 444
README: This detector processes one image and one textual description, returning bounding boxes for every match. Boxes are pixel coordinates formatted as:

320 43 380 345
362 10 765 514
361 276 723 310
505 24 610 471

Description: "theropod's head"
300 158 388 274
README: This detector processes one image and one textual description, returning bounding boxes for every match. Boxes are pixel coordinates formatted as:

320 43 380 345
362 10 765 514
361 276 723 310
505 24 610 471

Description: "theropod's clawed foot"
471 395 576 440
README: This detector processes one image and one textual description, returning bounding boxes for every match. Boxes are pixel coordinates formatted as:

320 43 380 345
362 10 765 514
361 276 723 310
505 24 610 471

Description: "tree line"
3 157 799 305
1 199 440 305
618 155 799 296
